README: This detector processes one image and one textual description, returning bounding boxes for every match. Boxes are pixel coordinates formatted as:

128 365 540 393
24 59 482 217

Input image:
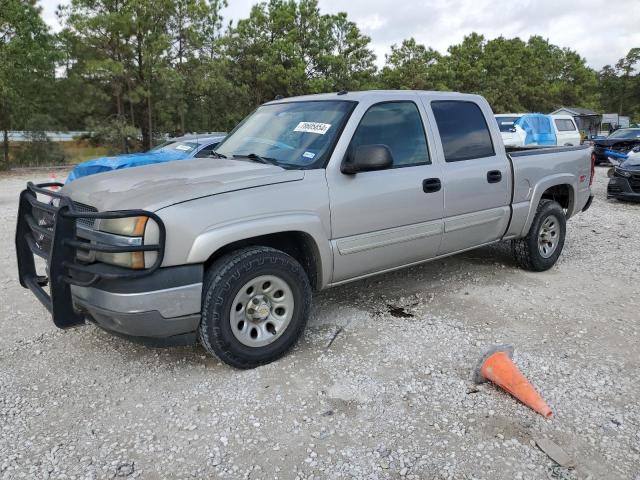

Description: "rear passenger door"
426 98 512 255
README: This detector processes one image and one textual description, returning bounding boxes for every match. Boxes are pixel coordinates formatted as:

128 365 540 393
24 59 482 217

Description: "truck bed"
504 144 593 239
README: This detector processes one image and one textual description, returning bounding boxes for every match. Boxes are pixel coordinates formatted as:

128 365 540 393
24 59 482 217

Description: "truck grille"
29 200 98 256
32 207 55 255
72 201 98 229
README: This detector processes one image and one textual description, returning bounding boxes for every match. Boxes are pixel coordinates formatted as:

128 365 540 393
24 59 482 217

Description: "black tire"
511 199 566 272
199 246 312 369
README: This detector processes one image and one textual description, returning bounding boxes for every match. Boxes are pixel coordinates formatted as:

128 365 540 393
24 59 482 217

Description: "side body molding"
186 213 333 289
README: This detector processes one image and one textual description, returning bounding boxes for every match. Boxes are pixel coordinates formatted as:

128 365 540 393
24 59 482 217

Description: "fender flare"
520 174 577 237
186 212 332 289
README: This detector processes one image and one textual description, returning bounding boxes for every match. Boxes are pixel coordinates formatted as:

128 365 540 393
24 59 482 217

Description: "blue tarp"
603 149 628 160
515 114 557 146
66 151 192 182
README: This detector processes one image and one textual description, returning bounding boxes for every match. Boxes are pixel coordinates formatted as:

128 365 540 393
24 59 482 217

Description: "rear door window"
555 119 576 131
431 101 495 162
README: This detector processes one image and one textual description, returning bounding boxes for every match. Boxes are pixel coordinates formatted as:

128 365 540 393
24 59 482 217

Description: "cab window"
555 119 576 131
349 101 430 167
431 101 495 162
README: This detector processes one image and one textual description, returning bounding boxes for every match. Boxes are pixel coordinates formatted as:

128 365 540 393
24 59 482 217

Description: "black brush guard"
16 182 166 328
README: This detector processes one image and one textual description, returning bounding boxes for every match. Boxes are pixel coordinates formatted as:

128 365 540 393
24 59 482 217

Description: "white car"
495 113 526 147
550 115 581 146
495 114 581 148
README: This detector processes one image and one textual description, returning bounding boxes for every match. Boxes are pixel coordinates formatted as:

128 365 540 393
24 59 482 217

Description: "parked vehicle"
66 133 227 182
17 90 594 368
550 115 581 146
592 128 640 165
495 113 525 147
496 114 580 148
607 146 640 201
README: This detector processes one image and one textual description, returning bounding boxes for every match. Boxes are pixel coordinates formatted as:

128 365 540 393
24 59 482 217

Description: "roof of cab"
265 90 477 104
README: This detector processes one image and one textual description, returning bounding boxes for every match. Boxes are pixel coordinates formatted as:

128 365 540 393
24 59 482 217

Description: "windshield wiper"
233 153 279 165
210 151 227 159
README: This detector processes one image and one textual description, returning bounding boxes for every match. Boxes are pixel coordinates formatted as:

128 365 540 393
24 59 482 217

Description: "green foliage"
224 0 376 104
58 0 229 148
598 48 640 121
84 116 141 153
0 0 57 166
2 0 638 168
12 114 66 167
377 34 599 114
379 38 443 90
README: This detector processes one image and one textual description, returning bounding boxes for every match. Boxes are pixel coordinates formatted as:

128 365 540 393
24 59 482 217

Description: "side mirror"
341 144 393 174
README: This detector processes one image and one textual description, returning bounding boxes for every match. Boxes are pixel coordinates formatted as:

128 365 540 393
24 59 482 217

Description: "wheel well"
541 184 573 213
204 231 322 290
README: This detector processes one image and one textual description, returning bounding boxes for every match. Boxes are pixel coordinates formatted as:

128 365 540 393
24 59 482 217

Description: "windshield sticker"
294 122 332 135
302 151 316 159
175 144 192 151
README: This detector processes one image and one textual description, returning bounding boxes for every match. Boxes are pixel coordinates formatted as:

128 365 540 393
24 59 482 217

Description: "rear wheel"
199 246 312 369
511 199 566 272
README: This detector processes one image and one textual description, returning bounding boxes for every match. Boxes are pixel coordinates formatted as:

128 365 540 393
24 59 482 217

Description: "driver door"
326 100 444 283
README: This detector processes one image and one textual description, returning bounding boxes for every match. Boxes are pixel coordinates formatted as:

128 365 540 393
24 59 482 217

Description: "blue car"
67 133 227 182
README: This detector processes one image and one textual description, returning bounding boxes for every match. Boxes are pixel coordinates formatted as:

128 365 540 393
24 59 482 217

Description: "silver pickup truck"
16 90 594 368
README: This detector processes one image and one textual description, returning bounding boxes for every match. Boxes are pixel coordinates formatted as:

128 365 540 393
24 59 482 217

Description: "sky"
39 0 640 70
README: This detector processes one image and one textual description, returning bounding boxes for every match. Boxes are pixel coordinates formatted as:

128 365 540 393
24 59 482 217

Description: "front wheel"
199 246 312 369
511 199 566 272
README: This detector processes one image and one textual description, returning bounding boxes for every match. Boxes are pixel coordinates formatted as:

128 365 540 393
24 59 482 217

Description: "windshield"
496 116 520 132
151 141 199 153
608 129 640 140
216 100 355 168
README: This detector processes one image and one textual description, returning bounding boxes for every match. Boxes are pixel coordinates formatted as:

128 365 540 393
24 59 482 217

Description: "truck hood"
60 158 304 211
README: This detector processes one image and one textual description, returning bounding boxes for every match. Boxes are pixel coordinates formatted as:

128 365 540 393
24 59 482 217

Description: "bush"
85 116 142 154
12 130 66 167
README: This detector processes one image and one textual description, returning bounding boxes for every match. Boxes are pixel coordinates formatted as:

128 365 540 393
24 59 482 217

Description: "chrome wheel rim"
538 215 560 258
230 275 294 347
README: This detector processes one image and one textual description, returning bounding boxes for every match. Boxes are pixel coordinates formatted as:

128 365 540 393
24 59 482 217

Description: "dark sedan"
607 147 640 201
593 128 640 165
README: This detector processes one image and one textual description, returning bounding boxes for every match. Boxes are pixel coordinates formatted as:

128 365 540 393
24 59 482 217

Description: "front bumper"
15 182 202 341
607 176 640 201
72 264 203 338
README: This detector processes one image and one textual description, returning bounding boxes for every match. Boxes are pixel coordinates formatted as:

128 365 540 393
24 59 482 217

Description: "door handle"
422 178 441 193
487 170 502 183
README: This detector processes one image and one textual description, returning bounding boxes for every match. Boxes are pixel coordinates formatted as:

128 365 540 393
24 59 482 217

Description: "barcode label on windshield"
294 122 332 135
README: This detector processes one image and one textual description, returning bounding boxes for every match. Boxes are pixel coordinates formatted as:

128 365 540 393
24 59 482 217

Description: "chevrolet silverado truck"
16 90 595 368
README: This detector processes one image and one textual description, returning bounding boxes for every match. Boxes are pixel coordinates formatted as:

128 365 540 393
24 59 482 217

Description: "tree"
224 0 376 106
59 0 226 149
379 38 442 90
323 12 376 91
0 0 57 166
599 48 640 119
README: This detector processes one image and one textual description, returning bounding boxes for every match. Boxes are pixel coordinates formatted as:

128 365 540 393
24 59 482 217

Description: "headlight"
96 216 148 269
615 167 631 178
98 216 148 236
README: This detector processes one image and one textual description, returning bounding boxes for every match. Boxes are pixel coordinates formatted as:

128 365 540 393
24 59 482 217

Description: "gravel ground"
1 167 639 480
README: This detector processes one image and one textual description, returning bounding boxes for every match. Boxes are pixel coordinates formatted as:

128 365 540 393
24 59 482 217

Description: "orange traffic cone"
473 345 553 418
49 172 60 191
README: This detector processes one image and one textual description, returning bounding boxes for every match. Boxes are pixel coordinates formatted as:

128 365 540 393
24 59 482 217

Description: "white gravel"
1 167 639 480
